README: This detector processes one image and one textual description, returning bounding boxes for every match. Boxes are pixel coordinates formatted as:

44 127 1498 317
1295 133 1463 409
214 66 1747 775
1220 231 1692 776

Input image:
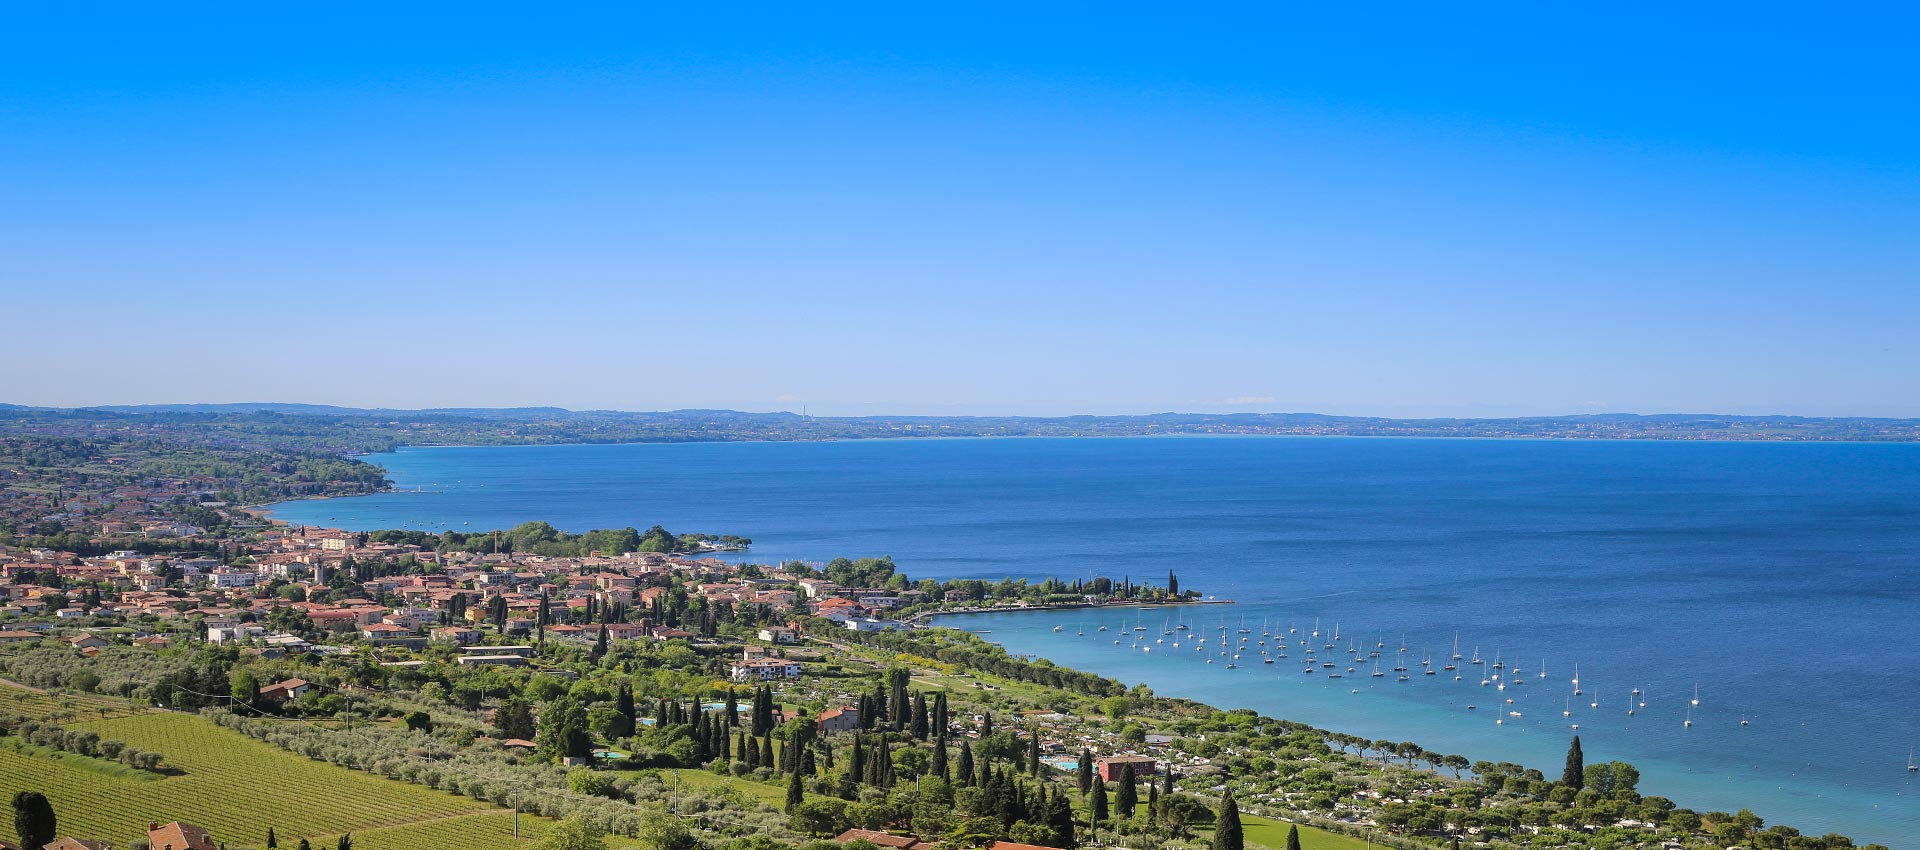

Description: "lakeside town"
0 429 1888 850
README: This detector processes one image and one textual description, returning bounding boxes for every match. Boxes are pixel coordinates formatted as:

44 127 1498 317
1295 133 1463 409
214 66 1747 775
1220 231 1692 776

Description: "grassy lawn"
644 765 789 805
1238 813 1378 850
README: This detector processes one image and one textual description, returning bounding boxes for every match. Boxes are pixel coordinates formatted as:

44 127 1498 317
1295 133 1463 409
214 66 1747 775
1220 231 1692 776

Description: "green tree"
1115 763 1138 818
403 710 434 733
298 840 312 850
231 668 262 713
1090 782 1108 831
336 834 354 850
1285 824 1301 850
496 696 537 740
1212 792 1242 850
787 765 806 813
536 696 593 763
267 826 278 848
1160 795 1212 840
1562 735 1584 789
12 791 56 850
534 814 609 850
634 809 697 850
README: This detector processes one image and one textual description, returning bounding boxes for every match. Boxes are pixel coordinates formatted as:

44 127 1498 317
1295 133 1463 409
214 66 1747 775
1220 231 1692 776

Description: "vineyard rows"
0 708 503 848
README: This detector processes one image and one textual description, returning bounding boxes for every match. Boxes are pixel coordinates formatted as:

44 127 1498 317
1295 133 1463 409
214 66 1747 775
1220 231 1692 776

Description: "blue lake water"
266 437 1920 844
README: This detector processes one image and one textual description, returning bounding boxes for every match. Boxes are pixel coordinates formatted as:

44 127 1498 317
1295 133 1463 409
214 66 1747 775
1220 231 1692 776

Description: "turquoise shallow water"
268 436 1920 844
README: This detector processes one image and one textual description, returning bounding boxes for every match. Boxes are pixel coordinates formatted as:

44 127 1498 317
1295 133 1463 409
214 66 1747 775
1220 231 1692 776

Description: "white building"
211 569 260 588
729 658 803 682
843 617 905 633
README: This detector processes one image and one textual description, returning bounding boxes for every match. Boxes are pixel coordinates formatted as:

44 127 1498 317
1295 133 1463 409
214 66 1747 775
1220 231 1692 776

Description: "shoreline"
928 607 1913 848
906 598 1233 625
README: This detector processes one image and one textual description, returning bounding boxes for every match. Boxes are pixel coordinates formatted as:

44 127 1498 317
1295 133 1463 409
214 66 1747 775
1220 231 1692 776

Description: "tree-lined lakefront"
266 436 1920 845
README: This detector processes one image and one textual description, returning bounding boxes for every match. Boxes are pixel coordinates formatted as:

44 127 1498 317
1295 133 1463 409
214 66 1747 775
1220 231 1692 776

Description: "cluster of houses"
0 521 928 645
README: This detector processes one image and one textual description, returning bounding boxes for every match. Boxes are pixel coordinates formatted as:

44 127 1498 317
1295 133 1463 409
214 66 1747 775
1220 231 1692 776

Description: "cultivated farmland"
0 685 566 849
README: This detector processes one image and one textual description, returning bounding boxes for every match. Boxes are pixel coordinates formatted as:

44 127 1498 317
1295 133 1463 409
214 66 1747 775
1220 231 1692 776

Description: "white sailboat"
1571 663 1581 696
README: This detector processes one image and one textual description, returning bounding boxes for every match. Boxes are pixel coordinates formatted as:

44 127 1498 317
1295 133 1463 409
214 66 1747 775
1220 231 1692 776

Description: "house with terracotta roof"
147 820 217 850
604 622 646 640
815 705 860 733
1094 754 1157 781
258 678 314 702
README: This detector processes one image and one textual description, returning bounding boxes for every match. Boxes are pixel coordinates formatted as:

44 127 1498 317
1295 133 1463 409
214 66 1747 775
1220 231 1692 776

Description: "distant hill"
83 402 575 418
4 403 1917 449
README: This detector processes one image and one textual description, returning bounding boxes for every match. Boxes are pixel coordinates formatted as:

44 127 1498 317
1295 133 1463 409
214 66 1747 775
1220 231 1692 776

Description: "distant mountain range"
2 403 1918 448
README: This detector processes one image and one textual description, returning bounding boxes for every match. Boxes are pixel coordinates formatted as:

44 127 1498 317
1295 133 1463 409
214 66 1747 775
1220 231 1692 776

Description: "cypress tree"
1148 780 1159 824
932 692 949 733
267 827 278 849
888 668 910 727
1090 782 1108 831
1116 763 1138 818
537 590 549 644
849 736 865 783
1285 824 1302 850
1028 732 1041 775
12 790 57 850
1563 735 1585 789
761 736 776 771
614 684 636 738
1078 749 1094 793
981 711 993 737
957 740 975 787
1046 786 1075 848
1212 793 1242 850
786 767 805 813
726 688 740 726
1163 769 1175 795
911 692 929 740
931 740 949 781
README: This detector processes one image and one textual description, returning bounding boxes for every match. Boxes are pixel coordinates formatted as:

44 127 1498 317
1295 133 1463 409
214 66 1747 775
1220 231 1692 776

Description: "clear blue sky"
4 5 1915 417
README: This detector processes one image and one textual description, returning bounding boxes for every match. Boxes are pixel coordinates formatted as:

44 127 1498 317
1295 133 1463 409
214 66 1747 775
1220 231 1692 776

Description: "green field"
1240 813 1377 850
318 810 560 850
0 686 583 850
656 766 789 805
